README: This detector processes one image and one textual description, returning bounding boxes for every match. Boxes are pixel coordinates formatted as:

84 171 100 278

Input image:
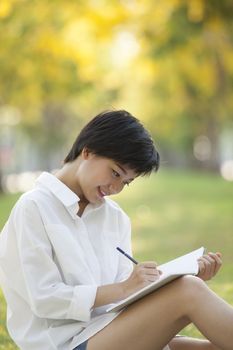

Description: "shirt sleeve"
13 198 97 322
115 213 134 283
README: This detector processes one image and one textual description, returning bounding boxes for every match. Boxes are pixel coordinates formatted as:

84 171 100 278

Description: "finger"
140 261 158 269
146 272 160 278
133 271 153 285
208 252 222 275
198 256 213 280
208 252 222 264
139 266 161 282
209 252 222 264
140 264 160 275
198 260 207 278
142 266 161 276
201 255 216 278
135 265 160 279
202 255 216 274
145 269 163 275
198 260 206 275
148 273 161 282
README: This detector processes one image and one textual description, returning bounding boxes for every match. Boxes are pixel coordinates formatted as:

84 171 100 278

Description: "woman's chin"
95 194 106 204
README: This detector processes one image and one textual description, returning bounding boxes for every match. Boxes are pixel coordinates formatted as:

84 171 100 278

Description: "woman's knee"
181 275 207 291
174 275 207 311
126 275 207 320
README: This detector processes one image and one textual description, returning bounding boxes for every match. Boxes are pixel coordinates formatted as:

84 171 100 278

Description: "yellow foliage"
0 0 232 132
224 51 233 75
0 0 12 18
187 0 204 22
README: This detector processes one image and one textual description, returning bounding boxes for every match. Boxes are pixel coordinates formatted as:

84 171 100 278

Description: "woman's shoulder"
104 197 122 211
11 187 52 216
104 198 130 221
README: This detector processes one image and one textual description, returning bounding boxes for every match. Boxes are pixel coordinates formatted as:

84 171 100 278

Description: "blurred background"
0 0 233 191
0 0 233 347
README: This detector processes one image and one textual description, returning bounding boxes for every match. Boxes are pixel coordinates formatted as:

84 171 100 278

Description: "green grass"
0 169 233 346
0 193 21 349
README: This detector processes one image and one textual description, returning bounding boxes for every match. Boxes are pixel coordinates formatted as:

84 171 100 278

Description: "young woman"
0 110 232 350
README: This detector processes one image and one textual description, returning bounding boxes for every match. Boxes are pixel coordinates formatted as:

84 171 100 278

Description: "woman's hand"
122 261 162 298
197 252 222 281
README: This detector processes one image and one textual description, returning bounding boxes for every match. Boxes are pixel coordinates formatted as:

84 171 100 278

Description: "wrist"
120 279 131 299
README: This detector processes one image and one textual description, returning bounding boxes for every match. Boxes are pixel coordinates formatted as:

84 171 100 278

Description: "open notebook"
106 247 205 313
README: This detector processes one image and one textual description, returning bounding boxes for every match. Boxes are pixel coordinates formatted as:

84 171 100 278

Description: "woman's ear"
82 147 90 160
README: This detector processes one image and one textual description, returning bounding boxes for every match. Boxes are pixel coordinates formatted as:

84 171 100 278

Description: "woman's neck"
55 162 83 199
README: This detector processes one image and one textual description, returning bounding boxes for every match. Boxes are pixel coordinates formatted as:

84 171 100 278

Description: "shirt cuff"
67 285 98 322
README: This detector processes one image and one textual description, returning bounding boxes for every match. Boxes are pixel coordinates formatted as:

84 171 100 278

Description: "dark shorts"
73 340 88 350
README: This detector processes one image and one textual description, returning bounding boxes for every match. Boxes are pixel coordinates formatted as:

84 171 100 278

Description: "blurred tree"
0 0 130 192
0 0 232 193
133 0 233 170
0 0 131 117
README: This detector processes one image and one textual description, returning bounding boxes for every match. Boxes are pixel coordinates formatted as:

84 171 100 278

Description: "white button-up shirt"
0 172 133 350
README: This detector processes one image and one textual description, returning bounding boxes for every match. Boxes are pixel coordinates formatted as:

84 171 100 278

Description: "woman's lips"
98 187 107 198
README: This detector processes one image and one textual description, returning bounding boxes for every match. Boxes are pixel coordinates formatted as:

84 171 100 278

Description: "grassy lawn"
0 169 233 347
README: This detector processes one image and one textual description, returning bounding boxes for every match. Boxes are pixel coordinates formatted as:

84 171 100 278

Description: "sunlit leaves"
0 0 232 167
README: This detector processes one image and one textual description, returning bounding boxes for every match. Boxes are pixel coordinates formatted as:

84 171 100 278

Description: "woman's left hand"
197 252 222 281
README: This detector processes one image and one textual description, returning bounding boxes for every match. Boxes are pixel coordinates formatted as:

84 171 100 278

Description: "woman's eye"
112 170 120 178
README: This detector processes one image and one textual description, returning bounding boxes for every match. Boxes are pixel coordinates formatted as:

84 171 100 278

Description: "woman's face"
75 149 137 204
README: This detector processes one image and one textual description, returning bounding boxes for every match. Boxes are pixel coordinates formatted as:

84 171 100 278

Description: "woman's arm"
94 251 223 307
11 198 97 322
94 261 161 307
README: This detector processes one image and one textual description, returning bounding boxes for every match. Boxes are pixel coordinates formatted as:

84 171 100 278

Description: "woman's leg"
87 276 233 350
169 336 221 349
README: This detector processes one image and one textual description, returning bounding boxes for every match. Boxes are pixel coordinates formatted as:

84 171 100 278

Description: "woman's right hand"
95 262 162 307
122 261 162 298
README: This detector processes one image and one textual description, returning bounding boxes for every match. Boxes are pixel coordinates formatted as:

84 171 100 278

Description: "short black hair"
64 110 160 175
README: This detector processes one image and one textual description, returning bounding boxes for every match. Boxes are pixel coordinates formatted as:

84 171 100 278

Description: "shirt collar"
35 171 80 208
35 171 105 219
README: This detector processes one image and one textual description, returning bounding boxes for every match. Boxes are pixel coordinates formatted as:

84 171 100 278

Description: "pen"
116 247 138 265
